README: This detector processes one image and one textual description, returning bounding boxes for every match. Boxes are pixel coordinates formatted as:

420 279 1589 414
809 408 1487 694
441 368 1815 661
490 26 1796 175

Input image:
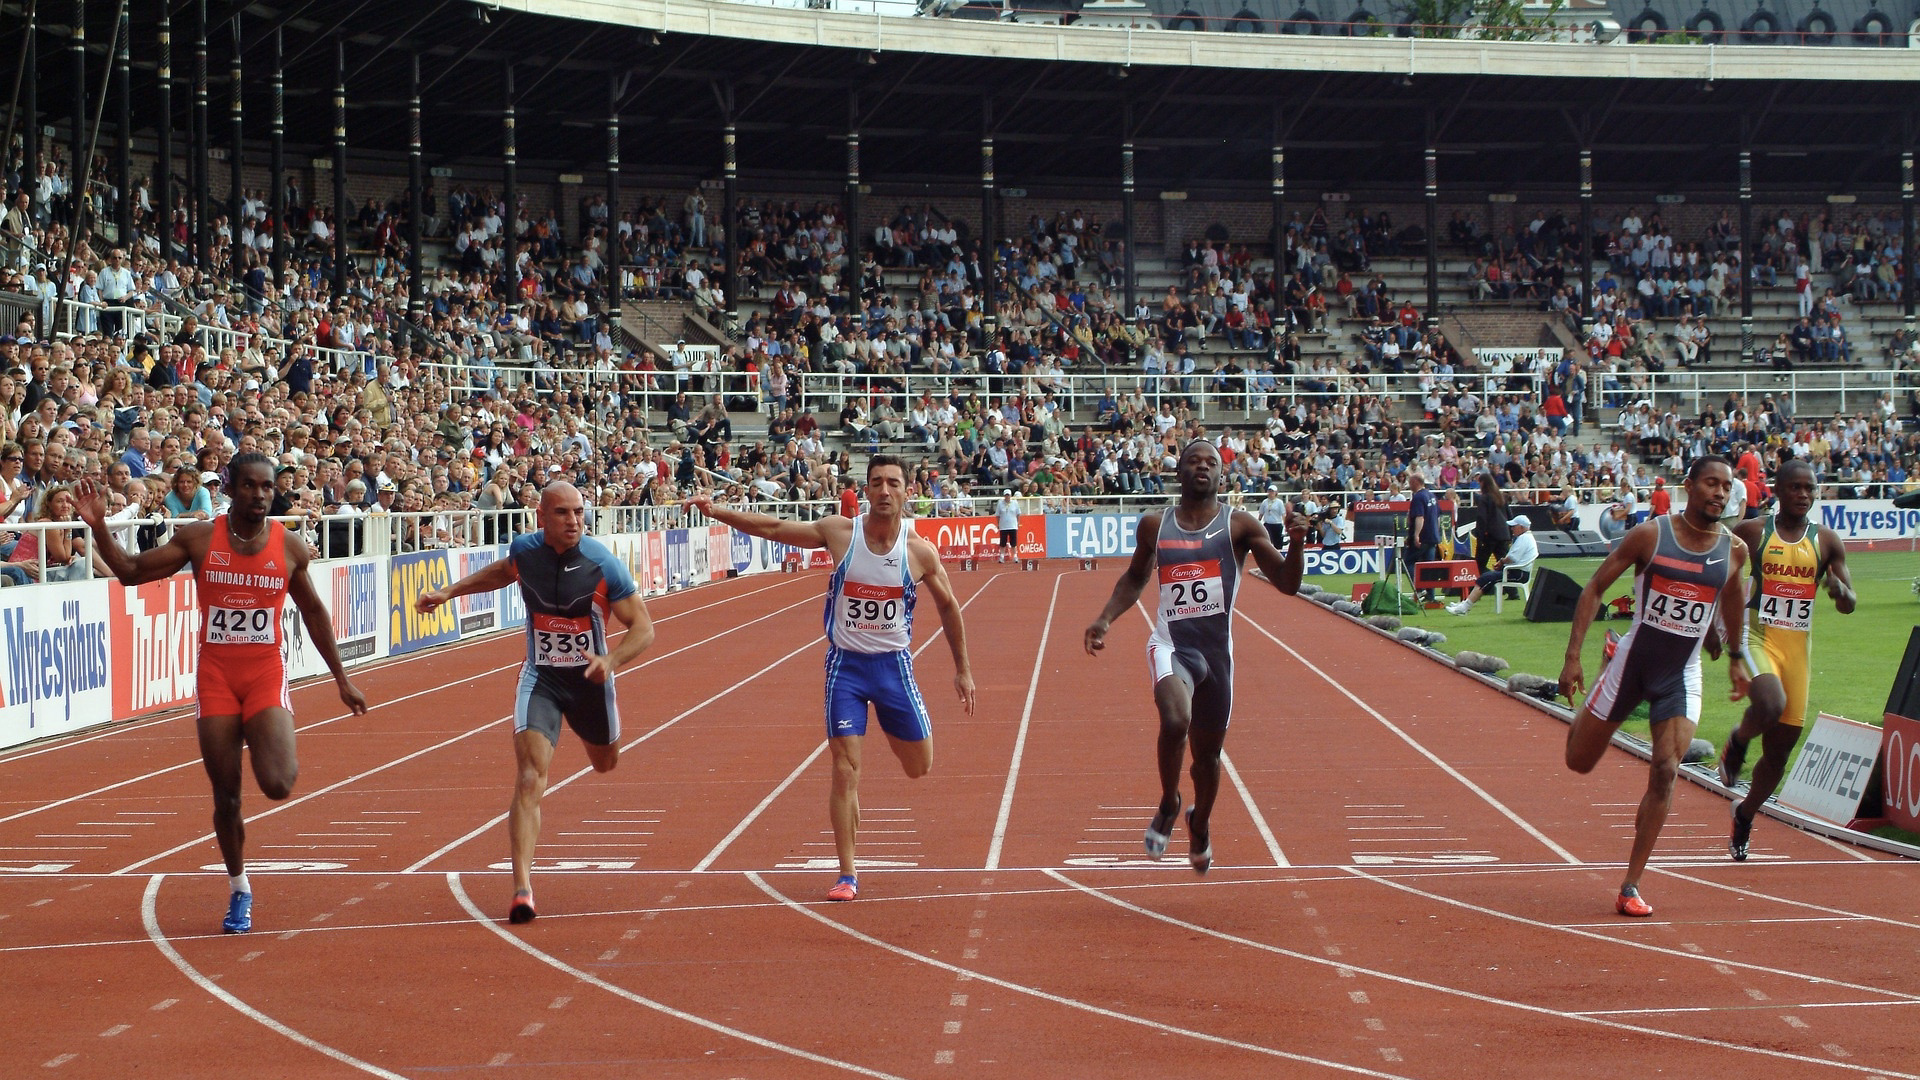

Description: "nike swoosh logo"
563 564 583 572
1705 558 1725 566
1203 529 1224 539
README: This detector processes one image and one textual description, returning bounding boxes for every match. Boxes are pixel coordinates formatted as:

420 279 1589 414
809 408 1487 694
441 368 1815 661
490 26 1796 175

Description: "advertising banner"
1302 546 1387 576
497 544 528 629
284 557 383 681
109 575 200 718
1473 346 1562 368
645 532 667 594
665 529 690 589
1046 513 1146 559
1815 501 1920 542
1780 713 1883 825
451 547 504 637
1 579 114 745
388 550 459 656
1879 712 1920 834
707 525 732 581
731 527 756 574
689 529 710 584
913 515 1046 558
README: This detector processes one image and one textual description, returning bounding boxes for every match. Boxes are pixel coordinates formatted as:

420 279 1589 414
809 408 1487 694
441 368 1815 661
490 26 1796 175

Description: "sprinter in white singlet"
1085 440 1310 873
690 455 974 903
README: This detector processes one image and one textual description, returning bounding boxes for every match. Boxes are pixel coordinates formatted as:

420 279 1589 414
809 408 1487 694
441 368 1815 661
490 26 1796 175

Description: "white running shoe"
1446 601 1470 616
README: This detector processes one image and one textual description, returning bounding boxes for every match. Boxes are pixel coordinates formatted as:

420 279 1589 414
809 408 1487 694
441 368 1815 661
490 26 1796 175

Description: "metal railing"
1595 366 1912 417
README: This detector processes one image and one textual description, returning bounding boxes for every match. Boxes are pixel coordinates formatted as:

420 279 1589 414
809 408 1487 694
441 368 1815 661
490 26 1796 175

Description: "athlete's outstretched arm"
1718 537 1751 702
72 478 195 584
1820 530 1857 614
1237 509 1310 595
689 495 851 550
285 533 369 715
416 555 518 614
1084 515 1159 655
585 593 655 685
910 537 974 714
1559 522 1656 702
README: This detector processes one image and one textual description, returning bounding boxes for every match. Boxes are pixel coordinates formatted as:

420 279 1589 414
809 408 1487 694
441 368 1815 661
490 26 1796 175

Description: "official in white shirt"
1447 516 1537 615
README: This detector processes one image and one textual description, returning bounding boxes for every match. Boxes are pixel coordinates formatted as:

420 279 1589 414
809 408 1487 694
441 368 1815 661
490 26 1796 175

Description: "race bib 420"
205 604 276 645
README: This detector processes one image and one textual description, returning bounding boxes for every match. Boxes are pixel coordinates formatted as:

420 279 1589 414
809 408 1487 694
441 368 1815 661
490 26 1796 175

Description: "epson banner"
1303 547 1385 576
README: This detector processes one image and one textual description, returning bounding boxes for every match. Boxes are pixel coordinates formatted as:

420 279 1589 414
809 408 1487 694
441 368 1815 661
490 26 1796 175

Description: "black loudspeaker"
1886 627 1920 719
1524 567 1585 623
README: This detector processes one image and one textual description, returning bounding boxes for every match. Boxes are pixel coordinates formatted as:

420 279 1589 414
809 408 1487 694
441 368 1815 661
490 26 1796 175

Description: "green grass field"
1306 550 1920 756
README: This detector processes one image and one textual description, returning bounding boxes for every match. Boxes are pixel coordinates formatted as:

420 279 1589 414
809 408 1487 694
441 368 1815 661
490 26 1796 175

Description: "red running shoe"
826 876 859 901
509 890 537 924
1615 885 1653 917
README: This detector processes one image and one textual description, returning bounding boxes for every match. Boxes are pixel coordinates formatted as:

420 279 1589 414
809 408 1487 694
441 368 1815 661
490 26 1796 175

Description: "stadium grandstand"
1 0 1916 572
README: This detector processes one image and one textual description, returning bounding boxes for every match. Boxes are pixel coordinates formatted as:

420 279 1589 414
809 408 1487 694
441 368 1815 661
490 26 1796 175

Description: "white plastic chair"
1493 562 1536 614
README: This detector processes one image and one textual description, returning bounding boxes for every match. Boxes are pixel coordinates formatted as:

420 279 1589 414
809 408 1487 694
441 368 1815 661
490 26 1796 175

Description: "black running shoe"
1718 735 1749 789
1730 805 1753 862
509 890 537 924
1185 807 1212 874
1144 797 1181 859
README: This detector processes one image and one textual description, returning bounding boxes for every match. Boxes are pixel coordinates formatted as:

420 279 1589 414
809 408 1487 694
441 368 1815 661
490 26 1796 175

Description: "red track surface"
4 565 1918 1078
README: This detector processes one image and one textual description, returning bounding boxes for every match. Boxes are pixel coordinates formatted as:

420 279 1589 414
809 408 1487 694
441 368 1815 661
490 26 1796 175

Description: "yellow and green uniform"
1743 515 1822 728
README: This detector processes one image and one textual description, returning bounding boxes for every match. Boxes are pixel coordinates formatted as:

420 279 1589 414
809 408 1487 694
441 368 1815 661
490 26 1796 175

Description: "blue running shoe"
223 890 253 934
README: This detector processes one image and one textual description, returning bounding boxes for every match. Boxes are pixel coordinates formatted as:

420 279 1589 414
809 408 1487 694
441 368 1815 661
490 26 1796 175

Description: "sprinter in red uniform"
76 455 368 934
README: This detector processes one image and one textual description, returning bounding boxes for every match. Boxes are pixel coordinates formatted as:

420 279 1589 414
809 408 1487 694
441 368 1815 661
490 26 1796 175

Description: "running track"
3 565 1917 1079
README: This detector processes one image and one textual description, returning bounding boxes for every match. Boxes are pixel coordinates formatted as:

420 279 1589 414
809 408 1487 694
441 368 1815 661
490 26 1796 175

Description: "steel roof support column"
1270 103 1285 283
501 61 516 305
605 72 621 349
1903 147 1914 340
228 15 244 284
845 92 861 291
722 119 738 330
331 37 347 300
193 0 209 270
1121 98 1136 322
1578 144 1593 342
113 5 130 245
23 3 38 197
153 8 168 260
269 28 284 297
980 95 996 349
1738 146 1753 363
1423 134 1439 332
69 0 84 234
407 51 423 333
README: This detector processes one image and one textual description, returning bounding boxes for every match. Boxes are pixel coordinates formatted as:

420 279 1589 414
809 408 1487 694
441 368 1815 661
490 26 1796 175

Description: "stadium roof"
9 0 1918 201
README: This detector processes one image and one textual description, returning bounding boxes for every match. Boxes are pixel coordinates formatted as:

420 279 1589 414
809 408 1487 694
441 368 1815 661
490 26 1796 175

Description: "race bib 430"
1643 574 1716 638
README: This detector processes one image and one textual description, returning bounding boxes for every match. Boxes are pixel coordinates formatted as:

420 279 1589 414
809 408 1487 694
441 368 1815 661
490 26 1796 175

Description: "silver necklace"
229 517 267 546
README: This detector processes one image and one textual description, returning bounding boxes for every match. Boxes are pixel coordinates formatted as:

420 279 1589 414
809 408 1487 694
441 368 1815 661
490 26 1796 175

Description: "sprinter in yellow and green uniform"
1720 459 1856 861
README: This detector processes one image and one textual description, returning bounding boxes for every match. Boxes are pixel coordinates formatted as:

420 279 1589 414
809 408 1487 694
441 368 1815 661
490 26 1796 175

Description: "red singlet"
195 517 293 719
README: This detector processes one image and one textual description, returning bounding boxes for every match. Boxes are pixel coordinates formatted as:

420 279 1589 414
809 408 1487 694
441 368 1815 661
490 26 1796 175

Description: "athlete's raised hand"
72 479 110 530
1558 657 1585 703
1084 618 1111 656
954 671 976 715
686 494 714 517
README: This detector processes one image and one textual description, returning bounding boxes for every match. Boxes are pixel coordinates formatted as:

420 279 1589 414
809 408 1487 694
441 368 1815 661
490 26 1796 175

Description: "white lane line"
1576 1000 1920 1017
0 578 810 827
141 875 408 1079
1647 867 1920 931
696 574 1002 874
1221 751 1290 868
1235 610 1582 865
111 718 504 876
1048 869 1920 1079
747 872 1417 1079
409 635 825 874
1345 867 1920 1003
1121 602 1288 868
108 588 823 876
987 572 1062 871
445 873 908 1079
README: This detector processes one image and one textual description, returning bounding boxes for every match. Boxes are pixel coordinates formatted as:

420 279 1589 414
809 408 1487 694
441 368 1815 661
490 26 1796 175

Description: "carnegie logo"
1654 577 1713 603
218 594 260 608
1168 565 1206 581
845 582 902 601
